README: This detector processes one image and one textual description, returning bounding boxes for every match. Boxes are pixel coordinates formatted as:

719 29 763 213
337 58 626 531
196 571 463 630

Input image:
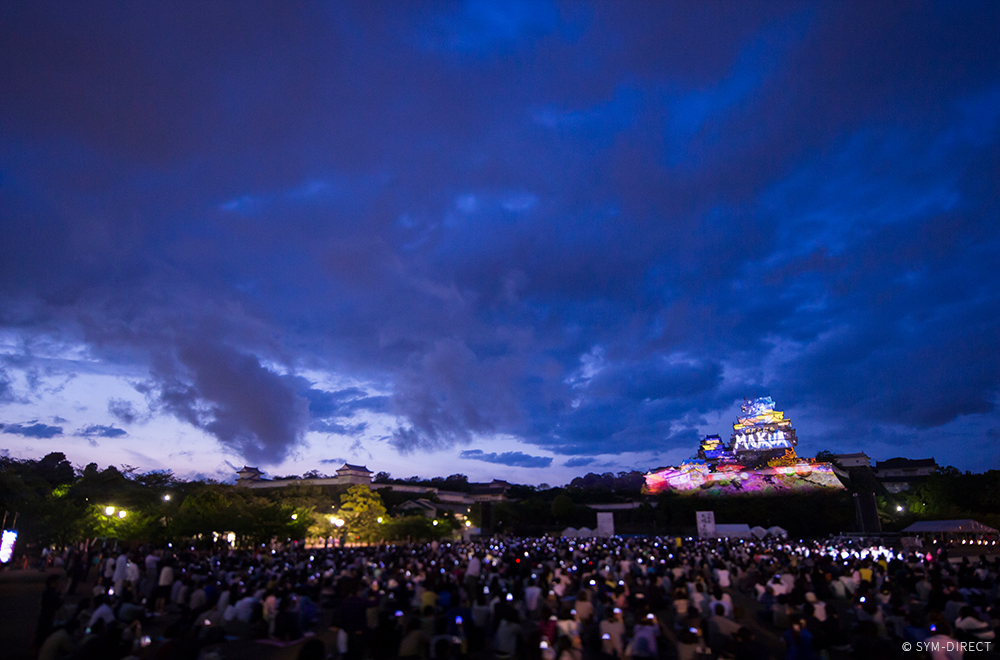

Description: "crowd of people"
26 534 1000 660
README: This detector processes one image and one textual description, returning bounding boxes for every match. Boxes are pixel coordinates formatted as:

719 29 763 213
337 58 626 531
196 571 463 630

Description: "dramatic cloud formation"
563 457 595 468
142 341 311 464
107 399 142 425
460 449 553 469
1 422 63 439
0 2 998 478
76 425 128 439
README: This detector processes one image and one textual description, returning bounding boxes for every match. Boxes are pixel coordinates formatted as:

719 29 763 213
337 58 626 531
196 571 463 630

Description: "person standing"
63 550 80 595
144 550 160 599
113 550 129 596
155 558 174 613
465 552 482 596
126 553 141 597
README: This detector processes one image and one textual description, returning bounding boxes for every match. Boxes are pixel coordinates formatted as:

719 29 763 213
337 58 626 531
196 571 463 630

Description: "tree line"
3 452 995 551
0 453 461 552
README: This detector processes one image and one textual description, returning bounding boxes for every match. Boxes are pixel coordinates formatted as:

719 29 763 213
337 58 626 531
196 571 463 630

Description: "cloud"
144 340 311 465
0 2 998 476
0 368 14 403
318 457 348 465
76 424 128 438
301 386 390 418
310 420 369 436
419 0 561 55
108 398 142 425
563 457 594 468
388 338 523 453
0 421 63 438
460 449 553 468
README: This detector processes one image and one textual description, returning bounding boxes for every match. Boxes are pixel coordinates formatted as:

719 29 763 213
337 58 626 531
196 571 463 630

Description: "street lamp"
104 506 116 516
118 510 127 519
333 518 345 528
163 494 171 501
377 517 383 524
896 505 904 512
291 514 298 520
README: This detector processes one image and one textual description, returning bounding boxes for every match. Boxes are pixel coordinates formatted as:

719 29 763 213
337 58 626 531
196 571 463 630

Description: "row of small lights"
303 514 472 528
108 498 474 529
104 492 175 516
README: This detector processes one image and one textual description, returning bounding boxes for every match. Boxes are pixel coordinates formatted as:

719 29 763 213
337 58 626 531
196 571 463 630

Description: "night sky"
1 2 999 484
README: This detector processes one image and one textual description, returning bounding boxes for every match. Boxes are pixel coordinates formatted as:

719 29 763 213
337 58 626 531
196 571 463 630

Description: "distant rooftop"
875 458 937 468
337 463 371 473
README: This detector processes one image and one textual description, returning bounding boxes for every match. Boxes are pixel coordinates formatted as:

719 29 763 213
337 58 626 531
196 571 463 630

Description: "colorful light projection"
643 460 844 497
644 396 843 496
698 434 735 463
731 397 797 454
0 530 17 564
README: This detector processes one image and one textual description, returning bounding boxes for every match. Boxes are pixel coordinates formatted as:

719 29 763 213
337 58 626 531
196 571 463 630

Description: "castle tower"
729 397 797 468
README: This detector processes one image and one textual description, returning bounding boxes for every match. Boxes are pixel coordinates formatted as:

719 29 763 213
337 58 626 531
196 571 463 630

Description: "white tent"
561 527 578 538
577 527 593 537
751 526 768 539
713 524 752 539
767 526 788 538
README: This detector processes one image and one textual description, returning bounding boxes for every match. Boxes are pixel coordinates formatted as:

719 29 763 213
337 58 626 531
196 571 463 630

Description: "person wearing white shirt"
87 596 116 629
112 553 129 596
926 625 964 660
708 588 733 619
126 559 140 595
599 609 625 658
805 592 827 622
769 575 789 596
525 580 543 614
955 606 995 641
235 595 257 622
155 563 174 613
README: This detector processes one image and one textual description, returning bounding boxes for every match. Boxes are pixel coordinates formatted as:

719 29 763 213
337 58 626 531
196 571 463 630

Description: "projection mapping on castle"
646 397 845 497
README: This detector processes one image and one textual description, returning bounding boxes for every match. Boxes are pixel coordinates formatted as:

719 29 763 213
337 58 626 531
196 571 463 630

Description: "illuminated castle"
730 397 798 467
645 397 844 497
698 434 734 464
697 397 798 468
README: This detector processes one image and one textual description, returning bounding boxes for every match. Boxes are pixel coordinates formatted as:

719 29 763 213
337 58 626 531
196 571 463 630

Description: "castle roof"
337 463 371 473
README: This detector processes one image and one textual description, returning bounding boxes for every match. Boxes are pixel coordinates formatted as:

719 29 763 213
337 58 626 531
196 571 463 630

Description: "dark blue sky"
1 2 998 482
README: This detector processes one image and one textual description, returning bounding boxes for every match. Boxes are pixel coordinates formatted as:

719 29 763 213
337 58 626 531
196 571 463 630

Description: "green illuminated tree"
339 485 387 544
